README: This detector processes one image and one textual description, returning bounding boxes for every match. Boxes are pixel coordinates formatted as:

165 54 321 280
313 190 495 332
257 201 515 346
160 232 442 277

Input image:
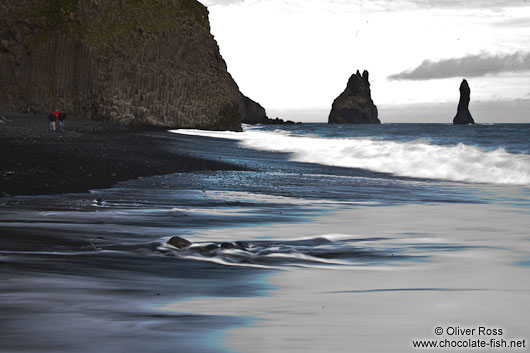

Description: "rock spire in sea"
328 70 380 124
453 79 475 125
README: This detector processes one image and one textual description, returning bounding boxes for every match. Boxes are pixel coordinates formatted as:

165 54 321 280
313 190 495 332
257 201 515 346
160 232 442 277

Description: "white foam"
171 129 530 185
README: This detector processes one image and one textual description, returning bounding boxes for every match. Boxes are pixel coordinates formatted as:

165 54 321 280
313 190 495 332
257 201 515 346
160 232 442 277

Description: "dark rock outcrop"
453 79 475 125
240 94 268 124
220 242 236 249
0 0 265 131
168 236 192 249
240 94 297 125
262 117 297 125
328 70 380 124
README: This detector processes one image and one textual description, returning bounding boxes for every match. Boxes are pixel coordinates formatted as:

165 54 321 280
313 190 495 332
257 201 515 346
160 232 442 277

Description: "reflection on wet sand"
1 126 530 352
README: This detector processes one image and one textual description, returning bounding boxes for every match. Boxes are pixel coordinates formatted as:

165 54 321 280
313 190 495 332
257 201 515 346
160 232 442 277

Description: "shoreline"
0 117 529 353
0 114 245 197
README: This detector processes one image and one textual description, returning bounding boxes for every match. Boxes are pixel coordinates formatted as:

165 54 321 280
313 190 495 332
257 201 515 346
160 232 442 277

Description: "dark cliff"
328 70 380 124
240 94 268 124
453 79 475 125
239 93 296 125
0 0 263 131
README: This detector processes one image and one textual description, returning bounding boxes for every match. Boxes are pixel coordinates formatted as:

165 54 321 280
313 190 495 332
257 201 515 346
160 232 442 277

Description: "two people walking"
48 109 66 131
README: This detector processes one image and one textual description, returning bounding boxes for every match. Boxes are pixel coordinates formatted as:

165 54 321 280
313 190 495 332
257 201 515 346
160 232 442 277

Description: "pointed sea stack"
328 70 380 124
453 79 475 125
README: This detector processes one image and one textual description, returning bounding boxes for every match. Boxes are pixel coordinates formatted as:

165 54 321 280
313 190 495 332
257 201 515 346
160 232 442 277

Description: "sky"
201 0 530 122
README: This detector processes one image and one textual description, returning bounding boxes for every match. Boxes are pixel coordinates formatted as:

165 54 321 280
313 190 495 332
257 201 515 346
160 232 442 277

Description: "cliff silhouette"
0 0 264 131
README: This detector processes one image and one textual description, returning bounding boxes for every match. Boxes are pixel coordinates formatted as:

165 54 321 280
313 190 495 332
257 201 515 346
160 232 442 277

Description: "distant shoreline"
0 114 244 197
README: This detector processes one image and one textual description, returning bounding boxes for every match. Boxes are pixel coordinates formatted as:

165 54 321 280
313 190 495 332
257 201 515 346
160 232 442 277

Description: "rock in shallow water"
220 242 236 249
234 241 249 250
81 243 97 251
168 236 192 249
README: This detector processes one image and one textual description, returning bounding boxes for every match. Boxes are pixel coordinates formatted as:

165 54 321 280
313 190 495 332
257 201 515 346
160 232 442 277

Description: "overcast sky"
202 0 530 122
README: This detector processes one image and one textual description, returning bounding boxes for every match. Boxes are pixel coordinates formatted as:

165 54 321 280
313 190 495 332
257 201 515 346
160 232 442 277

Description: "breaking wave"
172 129 530 185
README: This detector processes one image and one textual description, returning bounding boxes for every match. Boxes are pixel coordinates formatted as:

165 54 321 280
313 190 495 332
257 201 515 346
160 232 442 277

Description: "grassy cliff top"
8 0 210 45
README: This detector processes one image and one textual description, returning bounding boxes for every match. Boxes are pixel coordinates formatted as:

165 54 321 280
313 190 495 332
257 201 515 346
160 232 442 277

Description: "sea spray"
172 129 530 185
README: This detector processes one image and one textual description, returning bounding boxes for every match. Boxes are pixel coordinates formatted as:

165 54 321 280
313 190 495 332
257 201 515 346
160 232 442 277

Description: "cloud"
202 0 530 9
405 0 530 9
494 17 530 27
201 0 242 5
388 52 530 80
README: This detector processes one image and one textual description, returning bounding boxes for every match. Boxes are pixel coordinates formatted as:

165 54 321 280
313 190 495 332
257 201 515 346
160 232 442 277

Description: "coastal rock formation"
0 0 265 131
240 94 268 124
262 117 297 125
240 94 297 125
453 79 475 125
328 70 380 124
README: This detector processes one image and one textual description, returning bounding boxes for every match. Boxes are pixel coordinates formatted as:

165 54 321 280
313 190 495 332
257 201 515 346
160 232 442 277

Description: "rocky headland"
453 79 475 125
0 0 265 131
328 70 380 124
240 94 268 124
240 94 298 125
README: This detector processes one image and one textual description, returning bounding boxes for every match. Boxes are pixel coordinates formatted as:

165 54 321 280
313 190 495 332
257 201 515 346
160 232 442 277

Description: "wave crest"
172 129 530 185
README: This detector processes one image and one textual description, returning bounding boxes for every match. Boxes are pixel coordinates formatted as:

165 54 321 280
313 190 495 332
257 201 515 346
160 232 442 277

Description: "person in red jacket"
54 109 59 129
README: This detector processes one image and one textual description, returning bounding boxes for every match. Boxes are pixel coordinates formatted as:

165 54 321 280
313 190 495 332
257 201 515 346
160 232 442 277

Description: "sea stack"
0 0 266 131
453 79 475 125
328 70 380 124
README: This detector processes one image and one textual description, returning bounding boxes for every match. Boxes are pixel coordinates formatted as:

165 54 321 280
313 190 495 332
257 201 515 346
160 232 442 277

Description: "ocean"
1 123 529 352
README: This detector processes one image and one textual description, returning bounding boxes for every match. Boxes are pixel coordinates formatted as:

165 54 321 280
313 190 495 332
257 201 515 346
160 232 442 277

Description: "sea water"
1 123 529 352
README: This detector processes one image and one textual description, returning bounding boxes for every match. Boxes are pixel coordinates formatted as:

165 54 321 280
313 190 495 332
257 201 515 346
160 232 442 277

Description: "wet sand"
162 202 530 353
1 120 529 353
0 114 243 196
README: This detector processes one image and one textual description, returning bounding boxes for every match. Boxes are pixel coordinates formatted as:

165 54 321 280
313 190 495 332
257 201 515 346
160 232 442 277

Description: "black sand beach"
1 120 529 353
0 114 243 196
